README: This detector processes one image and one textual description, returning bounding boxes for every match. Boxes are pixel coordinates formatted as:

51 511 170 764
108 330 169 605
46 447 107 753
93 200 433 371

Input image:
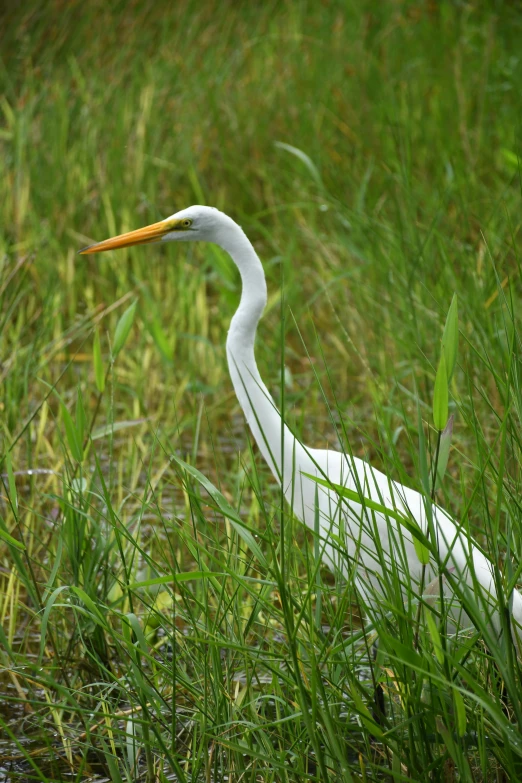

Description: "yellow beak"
79 218 174 254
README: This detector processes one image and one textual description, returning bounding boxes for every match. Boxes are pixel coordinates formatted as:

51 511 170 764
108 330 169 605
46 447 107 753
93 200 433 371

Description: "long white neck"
215 218 304 485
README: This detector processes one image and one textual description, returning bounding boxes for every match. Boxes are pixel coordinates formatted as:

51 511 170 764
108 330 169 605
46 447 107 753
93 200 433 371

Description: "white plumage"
81 205 522 646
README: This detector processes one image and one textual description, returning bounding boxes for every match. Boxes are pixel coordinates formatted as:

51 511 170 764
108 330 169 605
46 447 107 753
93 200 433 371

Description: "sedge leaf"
130 570 222 589
417 404 430 498
441 294 458 382
70 586 108 627
348 683 384 738
92 419 147 440
93 329 105 392
425 608 444 664
146 315 172 362
435 414 454 490
413 536 430 566
112 300 137 359
60 401 83 462
171 454 267 567
274 141 324 189
453 689 467 737
0 518 25 550
302 472 437 559
5 450 18 516
433 351 448 431
76 387 86 447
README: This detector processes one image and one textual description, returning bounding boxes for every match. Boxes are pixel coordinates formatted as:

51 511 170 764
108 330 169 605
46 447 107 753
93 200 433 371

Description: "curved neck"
216 222 303 484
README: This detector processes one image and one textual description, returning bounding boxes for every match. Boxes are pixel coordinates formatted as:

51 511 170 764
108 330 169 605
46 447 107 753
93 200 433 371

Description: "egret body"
80 205 522 642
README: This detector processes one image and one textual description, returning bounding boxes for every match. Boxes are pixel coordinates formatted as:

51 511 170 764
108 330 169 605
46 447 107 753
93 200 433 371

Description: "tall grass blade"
441 293 459 382
433 350 449 431
112 299 137 359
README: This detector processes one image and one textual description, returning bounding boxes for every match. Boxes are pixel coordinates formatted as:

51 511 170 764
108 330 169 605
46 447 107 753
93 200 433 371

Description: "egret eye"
181 218 192 228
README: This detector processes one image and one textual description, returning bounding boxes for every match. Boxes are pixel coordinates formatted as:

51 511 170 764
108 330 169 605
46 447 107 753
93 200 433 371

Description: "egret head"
79 205 229 254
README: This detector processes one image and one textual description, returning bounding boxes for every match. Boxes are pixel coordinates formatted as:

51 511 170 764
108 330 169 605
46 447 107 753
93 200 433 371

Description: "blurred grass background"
1 1 522 781
1 0 521 462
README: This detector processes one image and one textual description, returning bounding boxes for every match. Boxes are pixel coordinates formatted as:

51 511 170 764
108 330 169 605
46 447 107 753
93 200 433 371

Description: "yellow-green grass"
1 1 522 781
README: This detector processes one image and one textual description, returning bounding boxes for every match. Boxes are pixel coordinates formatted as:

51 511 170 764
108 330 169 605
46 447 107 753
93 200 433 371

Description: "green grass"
1 1 522 780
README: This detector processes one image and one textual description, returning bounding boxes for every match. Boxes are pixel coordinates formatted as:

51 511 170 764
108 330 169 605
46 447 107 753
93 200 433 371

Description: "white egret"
80 206 522 645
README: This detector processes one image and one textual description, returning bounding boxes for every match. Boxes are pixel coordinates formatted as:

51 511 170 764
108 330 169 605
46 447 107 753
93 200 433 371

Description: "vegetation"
1 1 522 780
